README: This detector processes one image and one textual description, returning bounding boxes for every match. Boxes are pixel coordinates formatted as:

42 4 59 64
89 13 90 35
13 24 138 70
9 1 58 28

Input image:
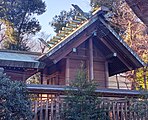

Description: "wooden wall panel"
93 61 106 88
93 44 105 59
58 70 65 85
93 41 107 88
94 71 105 78
69 59 86 68
46 60 66 85
6 71 24 81
68 41 88 58
93 61 105 71
58 60 66 85
45 40 108 87
65 40 108 88
69 59 87 81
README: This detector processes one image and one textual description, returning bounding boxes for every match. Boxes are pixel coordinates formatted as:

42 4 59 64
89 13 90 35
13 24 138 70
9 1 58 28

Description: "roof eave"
98 16 146 68
0 60 45 69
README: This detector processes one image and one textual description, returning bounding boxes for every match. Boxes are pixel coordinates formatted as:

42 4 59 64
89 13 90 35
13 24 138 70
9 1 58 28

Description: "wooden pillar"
115 74 120 89
56 72 60 85
65 58 70 85
105 62 109 88
40 70 43 84
89 38 94 80
143 67 147 90
131 69 137 90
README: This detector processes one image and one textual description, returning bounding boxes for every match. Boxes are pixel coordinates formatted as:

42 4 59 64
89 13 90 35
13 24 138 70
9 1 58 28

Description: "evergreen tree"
60 68 110 120
0 0 46 51
0 72 33 120
50 9 77 33
129 90 148 119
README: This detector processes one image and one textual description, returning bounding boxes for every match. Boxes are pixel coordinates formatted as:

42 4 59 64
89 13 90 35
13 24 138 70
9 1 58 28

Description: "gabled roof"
39 8 145 76
125 0 148 27
0 50 45 69
38 8 102 60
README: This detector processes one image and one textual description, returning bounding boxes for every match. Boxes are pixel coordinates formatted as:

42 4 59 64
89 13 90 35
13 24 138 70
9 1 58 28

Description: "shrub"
0 73 33 120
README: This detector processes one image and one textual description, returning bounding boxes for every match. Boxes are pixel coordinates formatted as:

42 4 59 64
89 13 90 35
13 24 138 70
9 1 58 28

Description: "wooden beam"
40 70 43 84
99 37 132 70
27 84 143 98
89 38 94 80
65 56 105 61
51 31 94 64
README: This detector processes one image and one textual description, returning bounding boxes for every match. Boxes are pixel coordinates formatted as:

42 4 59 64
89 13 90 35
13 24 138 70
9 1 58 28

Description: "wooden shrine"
37 7 145 88
0 6 145 89
0 5 147 120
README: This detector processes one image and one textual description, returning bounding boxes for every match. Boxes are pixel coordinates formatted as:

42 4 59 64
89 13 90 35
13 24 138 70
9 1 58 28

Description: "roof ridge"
47 15 87 50
46 8 101 51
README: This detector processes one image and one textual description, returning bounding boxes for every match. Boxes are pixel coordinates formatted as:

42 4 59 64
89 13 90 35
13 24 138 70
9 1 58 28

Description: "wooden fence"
31 95 148 120
27 85 148 120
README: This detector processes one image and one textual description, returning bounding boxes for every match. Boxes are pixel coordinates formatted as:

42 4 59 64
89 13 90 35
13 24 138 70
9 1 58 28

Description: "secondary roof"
0 50 45 69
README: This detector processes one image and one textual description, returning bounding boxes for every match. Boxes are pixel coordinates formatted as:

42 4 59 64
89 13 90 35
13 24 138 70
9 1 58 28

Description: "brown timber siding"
45 40 108 87
66 40 107 87
46 60 66 85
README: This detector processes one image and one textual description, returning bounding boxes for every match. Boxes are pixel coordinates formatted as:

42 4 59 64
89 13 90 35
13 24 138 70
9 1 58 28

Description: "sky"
37 0 91 38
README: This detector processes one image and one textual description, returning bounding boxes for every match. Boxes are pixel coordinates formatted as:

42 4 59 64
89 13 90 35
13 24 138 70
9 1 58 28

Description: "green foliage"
136 67 148 89
60 69 110 120
0 0 46 51
26 72 40 84
90 0 116 10
129 90 148 119
0 74 33 120
50 9 77 33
